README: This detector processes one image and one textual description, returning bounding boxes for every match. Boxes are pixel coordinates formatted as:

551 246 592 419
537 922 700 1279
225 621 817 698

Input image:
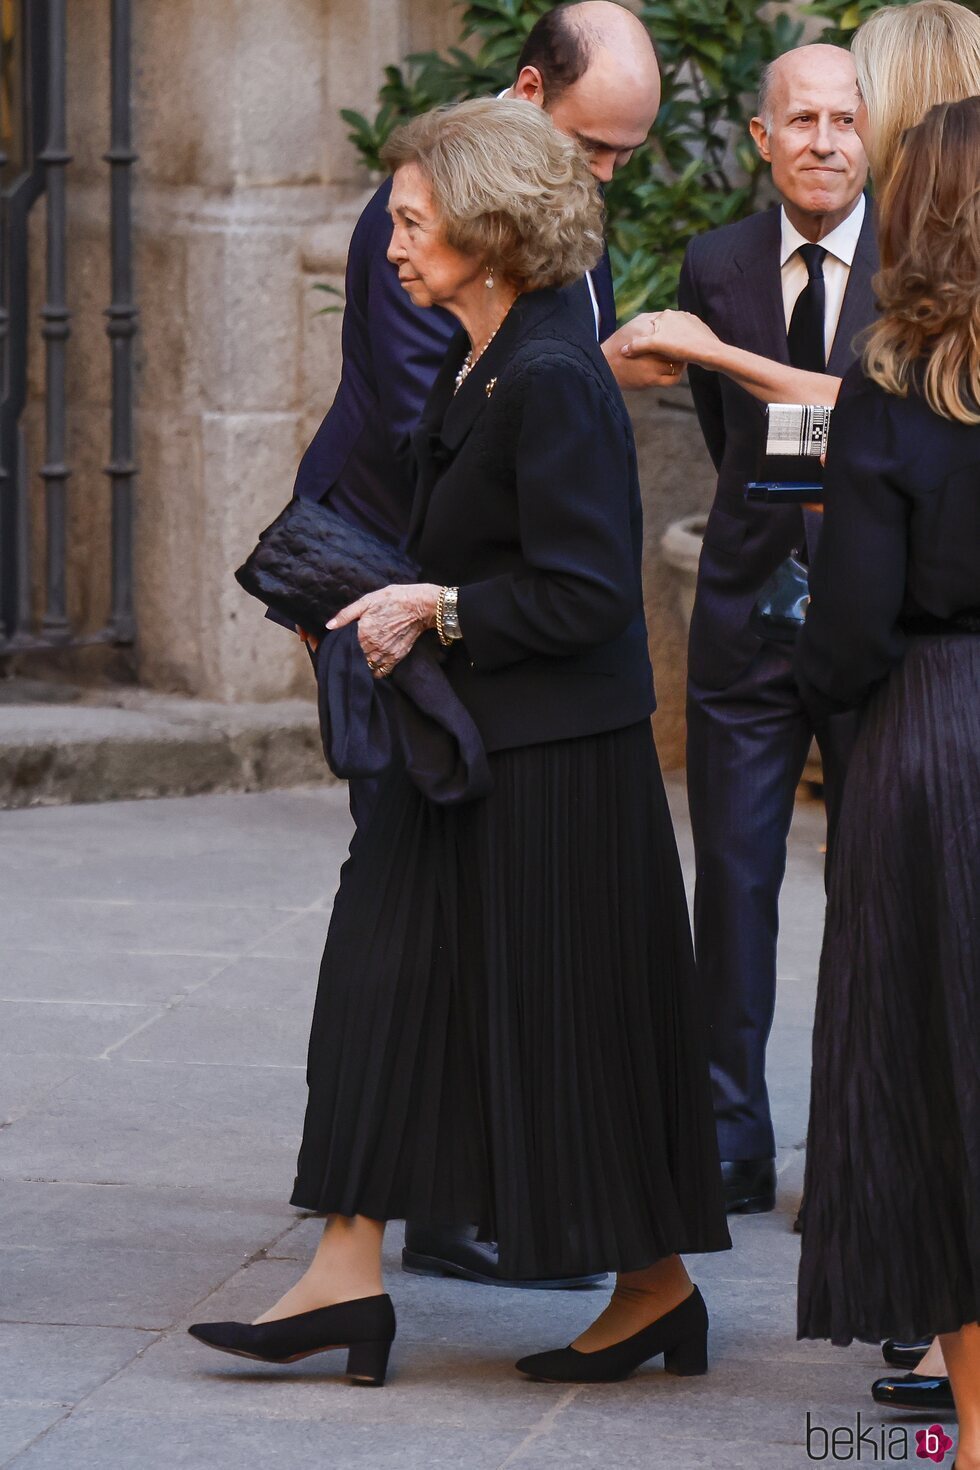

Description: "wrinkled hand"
621 310 722 369
603 319 685 389
327 582 441 677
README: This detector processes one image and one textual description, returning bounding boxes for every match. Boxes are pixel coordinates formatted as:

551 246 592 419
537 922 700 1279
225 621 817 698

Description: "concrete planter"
660 513 706 634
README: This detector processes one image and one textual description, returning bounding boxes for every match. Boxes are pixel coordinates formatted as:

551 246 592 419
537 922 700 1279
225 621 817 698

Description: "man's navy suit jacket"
292 176 617 548
678 202 879 691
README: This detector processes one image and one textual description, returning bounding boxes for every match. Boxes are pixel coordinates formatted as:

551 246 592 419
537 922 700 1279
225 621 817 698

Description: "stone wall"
129 0 461 704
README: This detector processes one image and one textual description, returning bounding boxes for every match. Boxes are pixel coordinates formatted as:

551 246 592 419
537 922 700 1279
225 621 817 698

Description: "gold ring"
376 663 391 678
366 657 380 671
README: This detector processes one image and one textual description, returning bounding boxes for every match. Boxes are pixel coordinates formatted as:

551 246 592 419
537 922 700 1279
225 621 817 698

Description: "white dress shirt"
584 270 601 338
779 193 866 361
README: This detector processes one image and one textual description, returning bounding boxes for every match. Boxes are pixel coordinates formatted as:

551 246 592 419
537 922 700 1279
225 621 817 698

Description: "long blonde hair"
863 97 980 424
852 0 980 184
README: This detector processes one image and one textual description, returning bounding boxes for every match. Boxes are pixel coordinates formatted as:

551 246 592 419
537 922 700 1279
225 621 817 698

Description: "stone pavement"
0 778 936 1468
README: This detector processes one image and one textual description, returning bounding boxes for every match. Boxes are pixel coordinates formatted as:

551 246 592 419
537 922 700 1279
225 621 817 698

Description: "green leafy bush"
341 0 912 312
806 0 916 45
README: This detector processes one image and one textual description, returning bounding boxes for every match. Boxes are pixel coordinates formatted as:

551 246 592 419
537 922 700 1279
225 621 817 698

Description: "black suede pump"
515 1286 709 1383
188 1293 396 1386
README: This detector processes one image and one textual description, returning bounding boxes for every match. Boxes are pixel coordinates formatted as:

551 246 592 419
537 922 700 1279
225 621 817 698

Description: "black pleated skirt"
799 635 980 1345
291 720 731 1279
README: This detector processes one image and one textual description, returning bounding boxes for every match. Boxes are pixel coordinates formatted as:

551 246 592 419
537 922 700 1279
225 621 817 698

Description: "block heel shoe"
344 1337 394 1386
663 1326 709 1377
515 1285 709 1383
188 1292 396 1386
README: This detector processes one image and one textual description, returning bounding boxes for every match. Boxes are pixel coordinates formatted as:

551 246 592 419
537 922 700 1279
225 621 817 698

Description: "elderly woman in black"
190 98 729 1386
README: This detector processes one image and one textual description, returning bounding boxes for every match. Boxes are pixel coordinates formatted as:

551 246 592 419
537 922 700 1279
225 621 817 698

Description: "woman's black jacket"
410 287 655 753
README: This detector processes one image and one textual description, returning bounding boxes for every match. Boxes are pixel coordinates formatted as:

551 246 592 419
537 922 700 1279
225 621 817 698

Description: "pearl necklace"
453 295 520 394
454 322 503 395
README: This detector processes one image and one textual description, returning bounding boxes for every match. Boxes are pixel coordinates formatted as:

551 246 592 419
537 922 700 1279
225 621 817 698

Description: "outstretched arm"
621 310 842 407
601 317 685 390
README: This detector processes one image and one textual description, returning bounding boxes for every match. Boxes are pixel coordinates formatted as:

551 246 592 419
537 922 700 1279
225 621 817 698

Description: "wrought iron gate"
0 0 136 655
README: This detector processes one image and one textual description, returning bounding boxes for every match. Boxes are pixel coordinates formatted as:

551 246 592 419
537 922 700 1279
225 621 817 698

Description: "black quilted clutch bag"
235 497 419 631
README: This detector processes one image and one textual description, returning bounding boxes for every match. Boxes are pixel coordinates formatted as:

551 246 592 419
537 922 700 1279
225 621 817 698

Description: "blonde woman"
188 100 730 1385
795 97 980 1464
624 0 980 407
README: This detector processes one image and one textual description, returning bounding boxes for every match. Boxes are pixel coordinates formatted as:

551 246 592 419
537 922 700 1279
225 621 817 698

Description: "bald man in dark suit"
678 45 878 1216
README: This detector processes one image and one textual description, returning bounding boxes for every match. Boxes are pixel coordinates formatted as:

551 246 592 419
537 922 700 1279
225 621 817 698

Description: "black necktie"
787 243 827 372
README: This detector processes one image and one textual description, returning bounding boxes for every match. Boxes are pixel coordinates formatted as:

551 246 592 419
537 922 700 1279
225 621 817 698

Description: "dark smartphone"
745 481 824 504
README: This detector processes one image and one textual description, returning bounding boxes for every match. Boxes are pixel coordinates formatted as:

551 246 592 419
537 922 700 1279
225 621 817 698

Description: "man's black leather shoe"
402 1223 607 1289
871 1373 955 1414
720 1158 776 1214
881 1338 931 1369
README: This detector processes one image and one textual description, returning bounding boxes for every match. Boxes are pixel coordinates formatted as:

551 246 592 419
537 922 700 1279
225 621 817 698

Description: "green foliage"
605 0 803 311
312 282 344 315
341 0 889 312
804 0 918 47
341 2 554 171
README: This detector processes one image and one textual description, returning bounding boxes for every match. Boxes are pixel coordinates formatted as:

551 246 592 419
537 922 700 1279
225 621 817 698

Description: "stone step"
0 687 334 809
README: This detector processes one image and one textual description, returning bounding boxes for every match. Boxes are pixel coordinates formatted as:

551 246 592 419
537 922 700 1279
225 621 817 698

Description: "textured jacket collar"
432 288 564 449
409 289 565 543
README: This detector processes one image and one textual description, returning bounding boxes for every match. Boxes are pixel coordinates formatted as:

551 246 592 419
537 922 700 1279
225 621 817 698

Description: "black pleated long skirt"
291 719 731 1279
799 635 980 1345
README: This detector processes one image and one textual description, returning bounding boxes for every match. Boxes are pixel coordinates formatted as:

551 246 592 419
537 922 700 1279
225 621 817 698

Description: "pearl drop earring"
485 266 495 289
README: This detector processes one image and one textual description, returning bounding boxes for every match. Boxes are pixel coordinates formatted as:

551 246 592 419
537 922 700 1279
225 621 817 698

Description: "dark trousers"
686 639 854 1162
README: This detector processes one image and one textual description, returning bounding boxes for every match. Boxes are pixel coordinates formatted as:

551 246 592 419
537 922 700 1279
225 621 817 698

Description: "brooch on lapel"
485 377 497 399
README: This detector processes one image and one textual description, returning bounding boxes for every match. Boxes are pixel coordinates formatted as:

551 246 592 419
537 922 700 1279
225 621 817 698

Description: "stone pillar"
128 0 455 701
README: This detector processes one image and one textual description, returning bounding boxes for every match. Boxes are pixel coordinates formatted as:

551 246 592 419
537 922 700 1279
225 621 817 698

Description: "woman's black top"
797 362 980 720
410 288 655 753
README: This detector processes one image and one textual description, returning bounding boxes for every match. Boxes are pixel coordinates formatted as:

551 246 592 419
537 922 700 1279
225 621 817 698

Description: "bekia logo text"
806 1412 955 1462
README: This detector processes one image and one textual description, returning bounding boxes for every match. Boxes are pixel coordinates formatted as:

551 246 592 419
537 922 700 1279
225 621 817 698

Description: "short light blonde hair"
852 0 980 183
380 98 604 291
864 96 980 424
